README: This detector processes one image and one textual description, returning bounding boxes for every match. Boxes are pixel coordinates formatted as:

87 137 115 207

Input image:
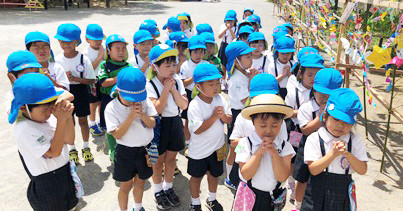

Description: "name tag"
36 135 47 145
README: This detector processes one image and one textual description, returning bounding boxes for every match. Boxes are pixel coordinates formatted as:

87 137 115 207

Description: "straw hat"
241 94 293 120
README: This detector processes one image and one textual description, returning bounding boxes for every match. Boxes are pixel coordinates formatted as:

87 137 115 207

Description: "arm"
151 84 171 114
271 152 293 182
140 62 150 73
239 151 264 181
109 115 136 140
229 27 236 39
171 89 188 110
64 115 75 145
101 77 117 87
140 113 156 128
58 91 74 102
194 115 219 134
220 114 232 124
301 116 321 136
218 27 227 39
183 78 194 87
344 152 367 175
71 77 96 85
307 148 338 176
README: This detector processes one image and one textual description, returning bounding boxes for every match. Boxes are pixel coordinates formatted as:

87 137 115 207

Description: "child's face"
118 94 141 107
108 42 127 62
314 91 329 106
134 40 153 57
278 52 292 63
156 59 177 79
325 115 353 138
251 23 259 31
206 43 215 56
253 115 283 140
243 11 253 19
180 20 188 31
225 20 235 27
190 48 205 63
177 42 188 55
23 102 55 123
237 53 253 69
197 79 220 98
301 67 320 88
58 40 77 54
250 40 265 57
29 42 50 63
86 38 103 50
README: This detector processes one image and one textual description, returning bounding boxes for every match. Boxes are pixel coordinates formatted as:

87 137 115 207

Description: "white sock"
191 197 201 205
226 164 233 179
207 191 216 202
163 181 173 191
83 142 89 149
133 202 142 211
296 201 302 209
89 120 96 126
68 144 76 151
154 182 163 193
120 210 127 211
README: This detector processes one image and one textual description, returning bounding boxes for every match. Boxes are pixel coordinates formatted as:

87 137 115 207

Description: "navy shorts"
187 151 224 178
70 84 91 117
180 89 193 120
158 116 185 155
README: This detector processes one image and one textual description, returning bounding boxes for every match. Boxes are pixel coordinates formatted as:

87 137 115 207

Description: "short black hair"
239 33 250 41
26 101 55 111
155 56 176 67
250 112 286 123
189 48 205 55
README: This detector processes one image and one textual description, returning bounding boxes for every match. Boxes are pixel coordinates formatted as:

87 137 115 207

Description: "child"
283 22 294 36
301 88 367 211
246 14 262 32
218 10 238 76
196 23 214 35
83 24 105 137
187 63 232 211
105 67 157 211
25 31 70 90
131 30 154 76
168 31 189 74
162 16 182 43
139 19 161 45
248 32 272 73
243 7 254 19
8 73 77 211
265 26 288 58
200 32 223 81
287 46 319 92
177 12 196 38
235 94 295 211
180 35 209 141
293 68 342 210
146 44 188 210
98 34 130 162
267 35 296 99
236 25 254 43
55 23 96 163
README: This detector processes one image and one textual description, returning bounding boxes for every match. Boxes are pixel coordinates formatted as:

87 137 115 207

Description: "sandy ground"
0 0 402 210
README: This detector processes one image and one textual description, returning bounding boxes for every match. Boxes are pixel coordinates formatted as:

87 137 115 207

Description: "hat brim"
35 90 64 104
189 45 206 50
85 35 104 41
163 24 168 30
195 74 222 83
155 49 179 63
241 104 294 120
224 18 236 22
301 63 324 69
327 108 355 124
120 91 147 102
136 37 154 44
14 62 42 71
241 47 256 55
26 38 50 45
250 90 278 98
313 85 334 95
177 16 189 21
278 49 296 53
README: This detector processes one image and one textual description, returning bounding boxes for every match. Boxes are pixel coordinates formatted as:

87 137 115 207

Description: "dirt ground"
0 0 402 210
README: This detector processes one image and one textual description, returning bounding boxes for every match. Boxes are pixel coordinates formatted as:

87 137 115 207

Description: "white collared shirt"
285 82 312 124
304 127 368 174
267 59 295 88
187 95 231 159
297 98 320 128
219 24 237 44
228 69 249 110
47 62 70 90
83 46 103 76
252 55 272 73
130 54 150 76
55 53 96 85
235 131 295 192
180 59 209 91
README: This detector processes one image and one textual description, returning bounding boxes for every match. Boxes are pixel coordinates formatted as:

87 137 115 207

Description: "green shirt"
98 60 130 95
206 55 223 74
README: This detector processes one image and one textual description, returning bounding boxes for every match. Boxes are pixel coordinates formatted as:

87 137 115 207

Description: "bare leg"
133 176 145 203
189 176 203 198
78 116 90 143
152 152 166 185
164 151 178 183
118 179 133 210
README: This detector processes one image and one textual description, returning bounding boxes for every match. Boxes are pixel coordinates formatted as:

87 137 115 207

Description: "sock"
191 197 201 205
89 120 96 126
154 182 163 193
120 210 127 211
207 191 216 202
163 181 173 191
226 164 233 179
295 201 302 210
133 202 142 211
83 142 89 149
68 144 76 151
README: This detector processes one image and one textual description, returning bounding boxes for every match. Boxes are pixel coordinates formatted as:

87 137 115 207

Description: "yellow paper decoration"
381 11 387 21
366 46 392 69
395 33 403 50
367 26 371 32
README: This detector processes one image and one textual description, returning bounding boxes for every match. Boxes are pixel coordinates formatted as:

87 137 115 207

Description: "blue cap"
300 53 324 68
225 41 255 71
85 24 104 40
7 50 42 72
196 23 213 35
133 30 154 44
283 22 294 30
139 19 160 37
325 88 362 124
149 44 178 64
163 17 181 32
8 73 63 124
188 35 206 50
165 40 175 48
247 32 266 43
113 67 147 102
297 46 319 61
244 7 254 13
25 31 50 45
313 68 343 94
193 63 222 83
105 34 127 47
200 32 215 44
250 73 279 97
272 31 288 43
247 14 261 28
169 31 189 43
274 36 295 53
273 25 288 35
239 25 255 35
54 23 82 46
224 10 237 22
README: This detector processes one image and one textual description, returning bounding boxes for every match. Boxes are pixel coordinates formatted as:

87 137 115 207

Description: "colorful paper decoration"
366 46 392 69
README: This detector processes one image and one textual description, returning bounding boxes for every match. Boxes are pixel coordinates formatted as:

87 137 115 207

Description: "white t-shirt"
235 131 295 192
105 98 157 147
83 46 102 76
129 54 150 77
267 59 295 88
184 28 196 38
219 24 237 44
48 62 70 90
252 55 272 73
304 127 368 174
14 115 69 176
297 98 320 128
187 95 231 159
180 59 209 91
55 53 96 85
228 69 249 110
146 77 186 117
285 82 312 125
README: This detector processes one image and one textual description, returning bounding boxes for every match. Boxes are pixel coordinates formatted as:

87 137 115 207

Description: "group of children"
6 6 369 211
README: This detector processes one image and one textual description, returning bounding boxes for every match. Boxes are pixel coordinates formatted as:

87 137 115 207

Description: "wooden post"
335 0 349 70
363 73 369 139
345 54 350 88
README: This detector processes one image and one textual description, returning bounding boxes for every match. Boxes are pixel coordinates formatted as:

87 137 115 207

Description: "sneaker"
82 148 94 162
132 207 146 211
69 149 79 164
164 188 180 207
90 124 104 136
155 190 171 210
190 204 202 211
205 199 223 211
224 178 236 190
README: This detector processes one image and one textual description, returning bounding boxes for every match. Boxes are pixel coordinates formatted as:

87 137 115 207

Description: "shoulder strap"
175 80 180 114
295 87 300 108
312 111 317 120
149 79 160 99
274 59 278 77
135 54 139 65
262 55 267 71
80 54 85 78
345 133 353 175
318 134 328 172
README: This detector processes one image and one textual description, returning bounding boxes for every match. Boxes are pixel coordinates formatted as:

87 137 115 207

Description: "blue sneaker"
90 124 104 136
224 178 236 190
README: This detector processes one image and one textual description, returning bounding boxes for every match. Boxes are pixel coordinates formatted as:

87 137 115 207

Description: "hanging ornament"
366 46 392 69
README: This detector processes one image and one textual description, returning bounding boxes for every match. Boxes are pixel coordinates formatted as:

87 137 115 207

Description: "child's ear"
7 72 16 83
20 105 27 112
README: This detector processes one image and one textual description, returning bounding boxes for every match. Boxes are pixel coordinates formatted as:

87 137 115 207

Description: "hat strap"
25 104 32 120
116 87 146 95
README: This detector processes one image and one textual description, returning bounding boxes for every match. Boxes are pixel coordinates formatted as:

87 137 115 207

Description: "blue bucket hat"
8 73 63 124
244 7 254 14
247 32 266 43
224 10 237 22
272 31 288 43
139 19 160 37
283 22 294 30
193 63 222 83
200 32 215 44
163 17 181 32
297 46 319 60
7 50 42 72
54 23 82 46
250 73 279 97
313 68 343 94
177 12 193 28
196 23 213 35
325 88 363 124
169 31 189 43
106 34 127 47
133 30 154 44
300 53 325 68
188 35 206 50
112 67 147 102
165 40 175 48
247 14 262 28
25 31 50 45
149 44 178 64
225 41 255 72
239 25 255 35
86 24 104 40
274 36 295 53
